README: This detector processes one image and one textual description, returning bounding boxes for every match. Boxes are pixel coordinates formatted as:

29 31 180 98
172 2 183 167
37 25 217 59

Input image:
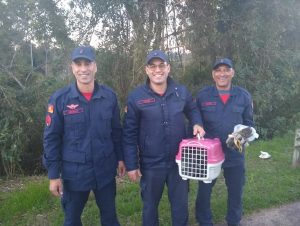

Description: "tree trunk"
292 129 300 167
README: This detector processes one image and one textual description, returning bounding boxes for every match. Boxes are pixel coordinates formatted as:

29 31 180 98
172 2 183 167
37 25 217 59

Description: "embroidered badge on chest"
201 101 217 107
63 104 84 115
137 98 156 105
67 104 79 109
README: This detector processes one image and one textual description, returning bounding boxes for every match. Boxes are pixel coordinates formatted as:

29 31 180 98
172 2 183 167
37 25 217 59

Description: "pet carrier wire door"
176 138 224 183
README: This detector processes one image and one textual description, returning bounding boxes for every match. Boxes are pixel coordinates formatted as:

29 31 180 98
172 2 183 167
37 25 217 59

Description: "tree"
0 0 70 176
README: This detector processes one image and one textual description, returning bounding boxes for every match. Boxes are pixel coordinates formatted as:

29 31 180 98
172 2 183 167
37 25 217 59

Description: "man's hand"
127 169 142 182
49 178 63 197
118 160 126 177
193 124 205 138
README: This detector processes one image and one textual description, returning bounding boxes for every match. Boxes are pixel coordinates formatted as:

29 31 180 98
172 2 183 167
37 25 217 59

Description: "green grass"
1 134 300 225
0 177 58 225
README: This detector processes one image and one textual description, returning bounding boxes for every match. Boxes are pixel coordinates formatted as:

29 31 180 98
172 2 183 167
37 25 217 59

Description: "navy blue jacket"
43 82 122 190
123 78 203 171
196 85 254 167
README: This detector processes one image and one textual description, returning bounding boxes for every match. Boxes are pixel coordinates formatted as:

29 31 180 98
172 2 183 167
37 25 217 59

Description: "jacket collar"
212 85 238 96
145 77 177 96
69 82 107 100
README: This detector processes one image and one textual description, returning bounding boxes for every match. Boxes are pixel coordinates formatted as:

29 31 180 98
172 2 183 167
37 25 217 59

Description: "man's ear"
94 62 97 73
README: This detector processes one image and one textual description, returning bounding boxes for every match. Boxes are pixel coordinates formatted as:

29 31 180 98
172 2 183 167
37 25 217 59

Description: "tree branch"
0 65 26 90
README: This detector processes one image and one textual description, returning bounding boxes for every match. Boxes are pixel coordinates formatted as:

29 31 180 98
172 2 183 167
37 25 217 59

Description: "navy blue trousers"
195 165 245 226
140 166 189 226
61 179 120 226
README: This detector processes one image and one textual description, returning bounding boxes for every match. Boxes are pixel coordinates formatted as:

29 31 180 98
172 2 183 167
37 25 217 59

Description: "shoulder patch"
48 104 54 113
45 114 52 126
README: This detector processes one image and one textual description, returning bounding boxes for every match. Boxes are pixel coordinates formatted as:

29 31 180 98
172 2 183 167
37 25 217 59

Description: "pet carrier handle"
184 136 204 146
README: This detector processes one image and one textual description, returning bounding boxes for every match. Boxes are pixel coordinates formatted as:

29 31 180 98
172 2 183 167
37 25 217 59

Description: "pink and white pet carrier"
176 138 225 183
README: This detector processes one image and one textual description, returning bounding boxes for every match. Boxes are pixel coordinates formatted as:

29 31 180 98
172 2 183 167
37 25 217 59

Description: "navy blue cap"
71 46 95 62
213 58 233 69
146 50 169 64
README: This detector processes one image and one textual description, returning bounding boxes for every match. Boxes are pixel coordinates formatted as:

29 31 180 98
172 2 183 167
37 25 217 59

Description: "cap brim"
72 56 94 62
213 63 232 69
147 57 167 64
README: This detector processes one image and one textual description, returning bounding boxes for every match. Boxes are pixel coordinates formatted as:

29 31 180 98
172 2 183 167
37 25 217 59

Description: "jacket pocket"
64 113 85 138
232 106 244 113
142 134 163 158
64 111 85 124
62 151 86 163
201 106 216 123
202 106 216 112
232 106 244 123
61 162 79 179
96 112 113 137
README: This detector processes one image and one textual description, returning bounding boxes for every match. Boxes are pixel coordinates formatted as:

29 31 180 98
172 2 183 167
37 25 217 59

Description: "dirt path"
215 201 300 226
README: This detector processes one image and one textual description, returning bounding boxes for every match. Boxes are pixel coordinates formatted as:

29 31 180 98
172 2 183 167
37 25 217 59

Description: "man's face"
212 65 234 90
71 59 97 86
145 58 170 86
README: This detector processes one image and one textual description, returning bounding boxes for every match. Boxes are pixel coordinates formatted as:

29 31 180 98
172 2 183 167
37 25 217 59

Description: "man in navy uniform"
195 58 255 226
43 46 125 226
123 50 205 226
